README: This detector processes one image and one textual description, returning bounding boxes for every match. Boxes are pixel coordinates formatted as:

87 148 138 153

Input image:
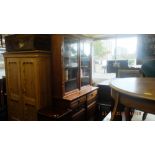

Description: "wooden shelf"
65 78 77 82
81 66 89 68
65 66 78 69
64 56 77 59
81 76 89 78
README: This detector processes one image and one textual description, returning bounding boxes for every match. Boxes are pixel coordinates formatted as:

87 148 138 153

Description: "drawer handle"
19 42 25 48
25 103 35 107
10 98 18 102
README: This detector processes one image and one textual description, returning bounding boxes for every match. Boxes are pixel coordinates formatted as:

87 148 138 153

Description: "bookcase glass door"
80 40 91 87
63 37 79 93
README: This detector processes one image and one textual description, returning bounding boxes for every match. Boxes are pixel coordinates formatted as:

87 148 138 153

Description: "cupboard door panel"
6 58 21 98
6 58 23 120
24 103 37 121
20 59 38 107
8 98 23 120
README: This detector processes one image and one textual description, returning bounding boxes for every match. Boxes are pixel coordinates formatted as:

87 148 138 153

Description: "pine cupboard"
4 51 52 120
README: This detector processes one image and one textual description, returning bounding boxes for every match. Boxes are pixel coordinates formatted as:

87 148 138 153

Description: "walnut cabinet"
51 35 98 120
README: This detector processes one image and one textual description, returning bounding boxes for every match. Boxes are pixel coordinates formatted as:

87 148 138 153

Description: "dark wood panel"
51 35 64 98
5 34 51 51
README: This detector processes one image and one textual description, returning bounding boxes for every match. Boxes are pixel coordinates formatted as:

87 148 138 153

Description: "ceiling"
80 34 138 40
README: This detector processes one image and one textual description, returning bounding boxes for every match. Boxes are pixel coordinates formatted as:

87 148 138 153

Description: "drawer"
87 90 97 102
72 108 86 121
37 107 72 121
87 101 97 120
87 101 96 111
70 100 79 110
79 96 86 106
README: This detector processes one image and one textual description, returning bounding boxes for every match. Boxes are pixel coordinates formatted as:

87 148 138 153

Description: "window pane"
63 37 79 93
116 37 137 67
92 36 138 83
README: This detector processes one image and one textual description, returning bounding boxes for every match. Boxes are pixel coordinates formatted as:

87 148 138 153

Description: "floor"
103 110 155 121
93 73 116 84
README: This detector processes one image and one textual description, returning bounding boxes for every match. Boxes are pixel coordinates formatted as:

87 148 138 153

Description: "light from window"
92 36 138 83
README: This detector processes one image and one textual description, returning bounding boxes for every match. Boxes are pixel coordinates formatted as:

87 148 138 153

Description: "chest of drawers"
62 86 98 121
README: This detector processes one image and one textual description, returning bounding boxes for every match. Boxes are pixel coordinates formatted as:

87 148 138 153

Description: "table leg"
142 112 148 121
124 107 132 121
111 92 119 121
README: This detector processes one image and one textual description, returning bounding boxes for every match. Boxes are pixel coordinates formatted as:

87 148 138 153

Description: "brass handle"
25 103 35 107
18 42 25 48
10 98 18 102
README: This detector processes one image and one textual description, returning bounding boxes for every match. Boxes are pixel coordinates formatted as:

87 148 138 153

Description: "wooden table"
110 78 155 121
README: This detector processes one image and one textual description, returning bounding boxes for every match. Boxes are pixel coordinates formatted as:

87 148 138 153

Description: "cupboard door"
24 103 37 121
20 58 38 120
8 98 23 120
80 40 92 87
6 58 23 120
63 37 79 93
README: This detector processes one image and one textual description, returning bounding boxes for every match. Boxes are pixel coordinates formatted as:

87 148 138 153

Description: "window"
92 36 138 82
